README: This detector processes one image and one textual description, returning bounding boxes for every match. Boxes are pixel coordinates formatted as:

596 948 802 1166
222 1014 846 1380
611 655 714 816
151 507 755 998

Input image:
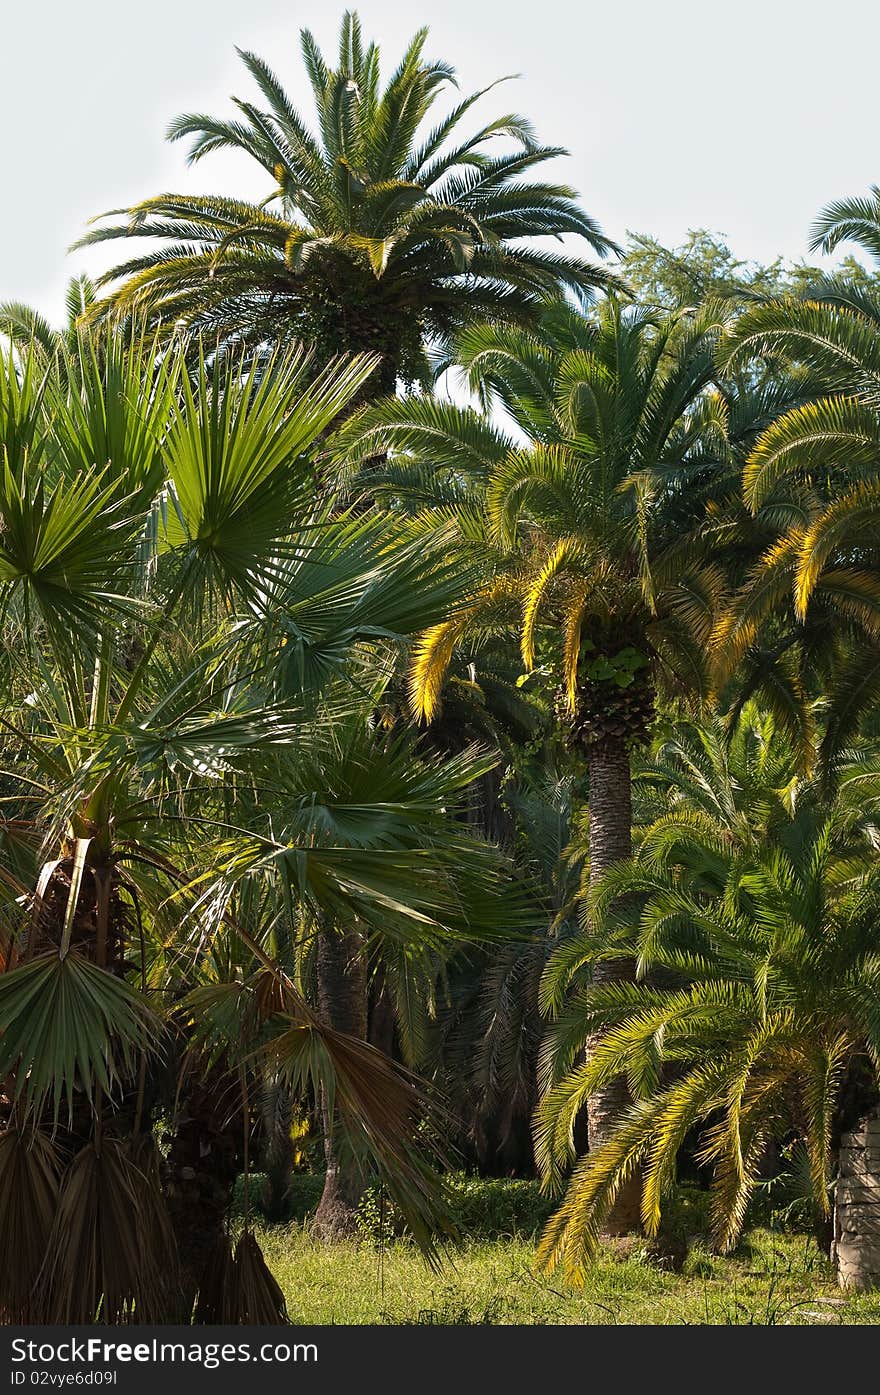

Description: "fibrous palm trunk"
584 735 643 1235
831 1066 880 1287
163 1066 244 1318
834 1108 880 1289
312 925 368 1240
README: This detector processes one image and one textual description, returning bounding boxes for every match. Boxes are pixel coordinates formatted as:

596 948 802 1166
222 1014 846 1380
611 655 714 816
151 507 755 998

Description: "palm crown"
338 297 727 732
75 12 616 390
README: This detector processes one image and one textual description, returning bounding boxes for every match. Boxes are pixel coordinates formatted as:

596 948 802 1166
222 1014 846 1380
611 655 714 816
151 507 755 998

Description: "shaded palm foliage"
426 766 583 1173
0 330 522 1319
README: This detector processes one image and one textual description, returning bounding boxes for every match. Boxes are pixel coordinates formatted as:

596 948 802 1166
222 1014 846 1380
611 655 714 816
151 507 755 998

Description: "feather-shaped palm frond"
535 708 880 1274
74 16 616 380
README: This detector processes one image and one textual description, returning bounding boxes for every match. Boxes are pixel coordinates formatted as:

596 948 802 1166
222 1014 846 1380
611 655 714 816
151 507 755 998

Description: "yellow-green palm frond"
704 1111 776 1253
561 580 592 709
520 537 582 670
659 560 729 652
637 807 741 870
720 299 880 392
743 395 880 512
408 613 475 722
640 1060 732 1237
795 479 880 618
534 1097 659 1280
407 577 519 720
485 443 578 549
711 532 803 682
699 1050 793 1252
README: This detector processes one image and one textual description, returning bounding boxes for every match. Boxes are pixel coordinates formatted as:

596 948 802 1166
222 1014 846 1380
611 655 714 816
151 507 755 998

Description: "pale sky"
4 0 879 321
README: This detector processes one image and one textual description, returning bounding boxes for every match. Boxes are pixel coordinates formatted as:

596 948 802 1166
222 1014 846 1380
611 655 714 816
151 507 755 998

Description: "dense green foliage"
8 7 880 1324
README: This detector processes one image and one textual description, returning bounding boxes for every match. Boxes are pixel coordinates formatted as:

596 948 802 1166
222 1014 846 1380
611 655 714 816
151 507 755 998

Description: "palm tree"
716 284 880 768
215 696 524 1240
0 330 515 1318
74 12 616 390
0 274 97 371
811 186 880 265
534 707 880 1283
335 298 728 1223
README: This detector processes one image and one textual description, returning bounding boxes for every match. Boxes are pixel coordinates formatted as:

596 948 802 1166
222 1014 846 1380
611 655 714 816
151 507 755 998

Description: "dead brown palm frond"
191 1234 235 1324
35 1137 177 1323
227 1231 289 1324
192 1232 288 1325
0 1124 60 1322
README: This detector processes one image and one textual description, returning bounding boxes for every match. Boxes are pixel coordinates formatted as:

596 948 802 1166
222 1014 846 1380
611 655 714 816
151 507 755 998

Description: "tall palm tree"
534 708 880 1282
335 298 728 1222
75 12 616 390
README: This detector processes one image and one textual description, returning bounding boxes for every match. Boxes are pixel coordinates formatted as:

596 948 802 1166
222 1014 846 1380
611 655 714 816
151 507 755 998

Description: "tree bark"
585 736 643 1235
164 1068 243 1318
312 925 369 1241
834 1107 880 1289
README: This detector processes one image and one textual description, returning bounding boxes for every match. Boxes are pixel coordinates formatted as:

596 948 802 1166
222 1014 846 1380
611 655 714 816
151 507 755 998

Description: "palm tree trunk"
831 1065 880 1285
312 924 368 1240
585 735 642 1235
834 1107 880 1288
164 1067 243 1318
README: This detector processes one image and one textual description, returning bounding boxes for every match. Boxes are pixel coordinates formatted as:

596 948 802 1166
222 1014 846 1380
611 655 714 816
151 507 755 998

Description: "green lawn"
244 1177 880 1325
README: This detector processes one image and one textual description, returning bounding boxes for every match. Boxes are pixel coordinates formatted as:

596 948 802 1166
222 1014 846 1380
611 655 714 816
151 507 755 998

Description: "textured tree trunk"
585 736 643 1235
312 925 368 1241
163 1068 243 1318
834 1107 880 1289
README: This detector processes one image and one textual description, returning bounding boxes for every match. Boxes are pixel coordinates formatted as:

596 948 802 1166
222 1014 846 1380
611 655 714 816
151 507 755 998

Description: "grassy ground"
244 1176 880 1324
260 1225 880 1325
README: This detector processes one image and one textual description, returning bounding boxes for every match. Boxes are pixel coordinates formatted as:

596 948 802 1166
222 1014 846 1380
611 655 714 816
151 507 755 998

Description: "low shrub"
237 1170 555 1239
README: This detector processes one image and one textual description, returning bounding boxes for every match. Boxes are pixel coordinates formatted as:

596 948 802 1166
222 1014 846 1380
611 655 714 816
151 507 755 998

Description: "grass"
240 1175 880 1325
